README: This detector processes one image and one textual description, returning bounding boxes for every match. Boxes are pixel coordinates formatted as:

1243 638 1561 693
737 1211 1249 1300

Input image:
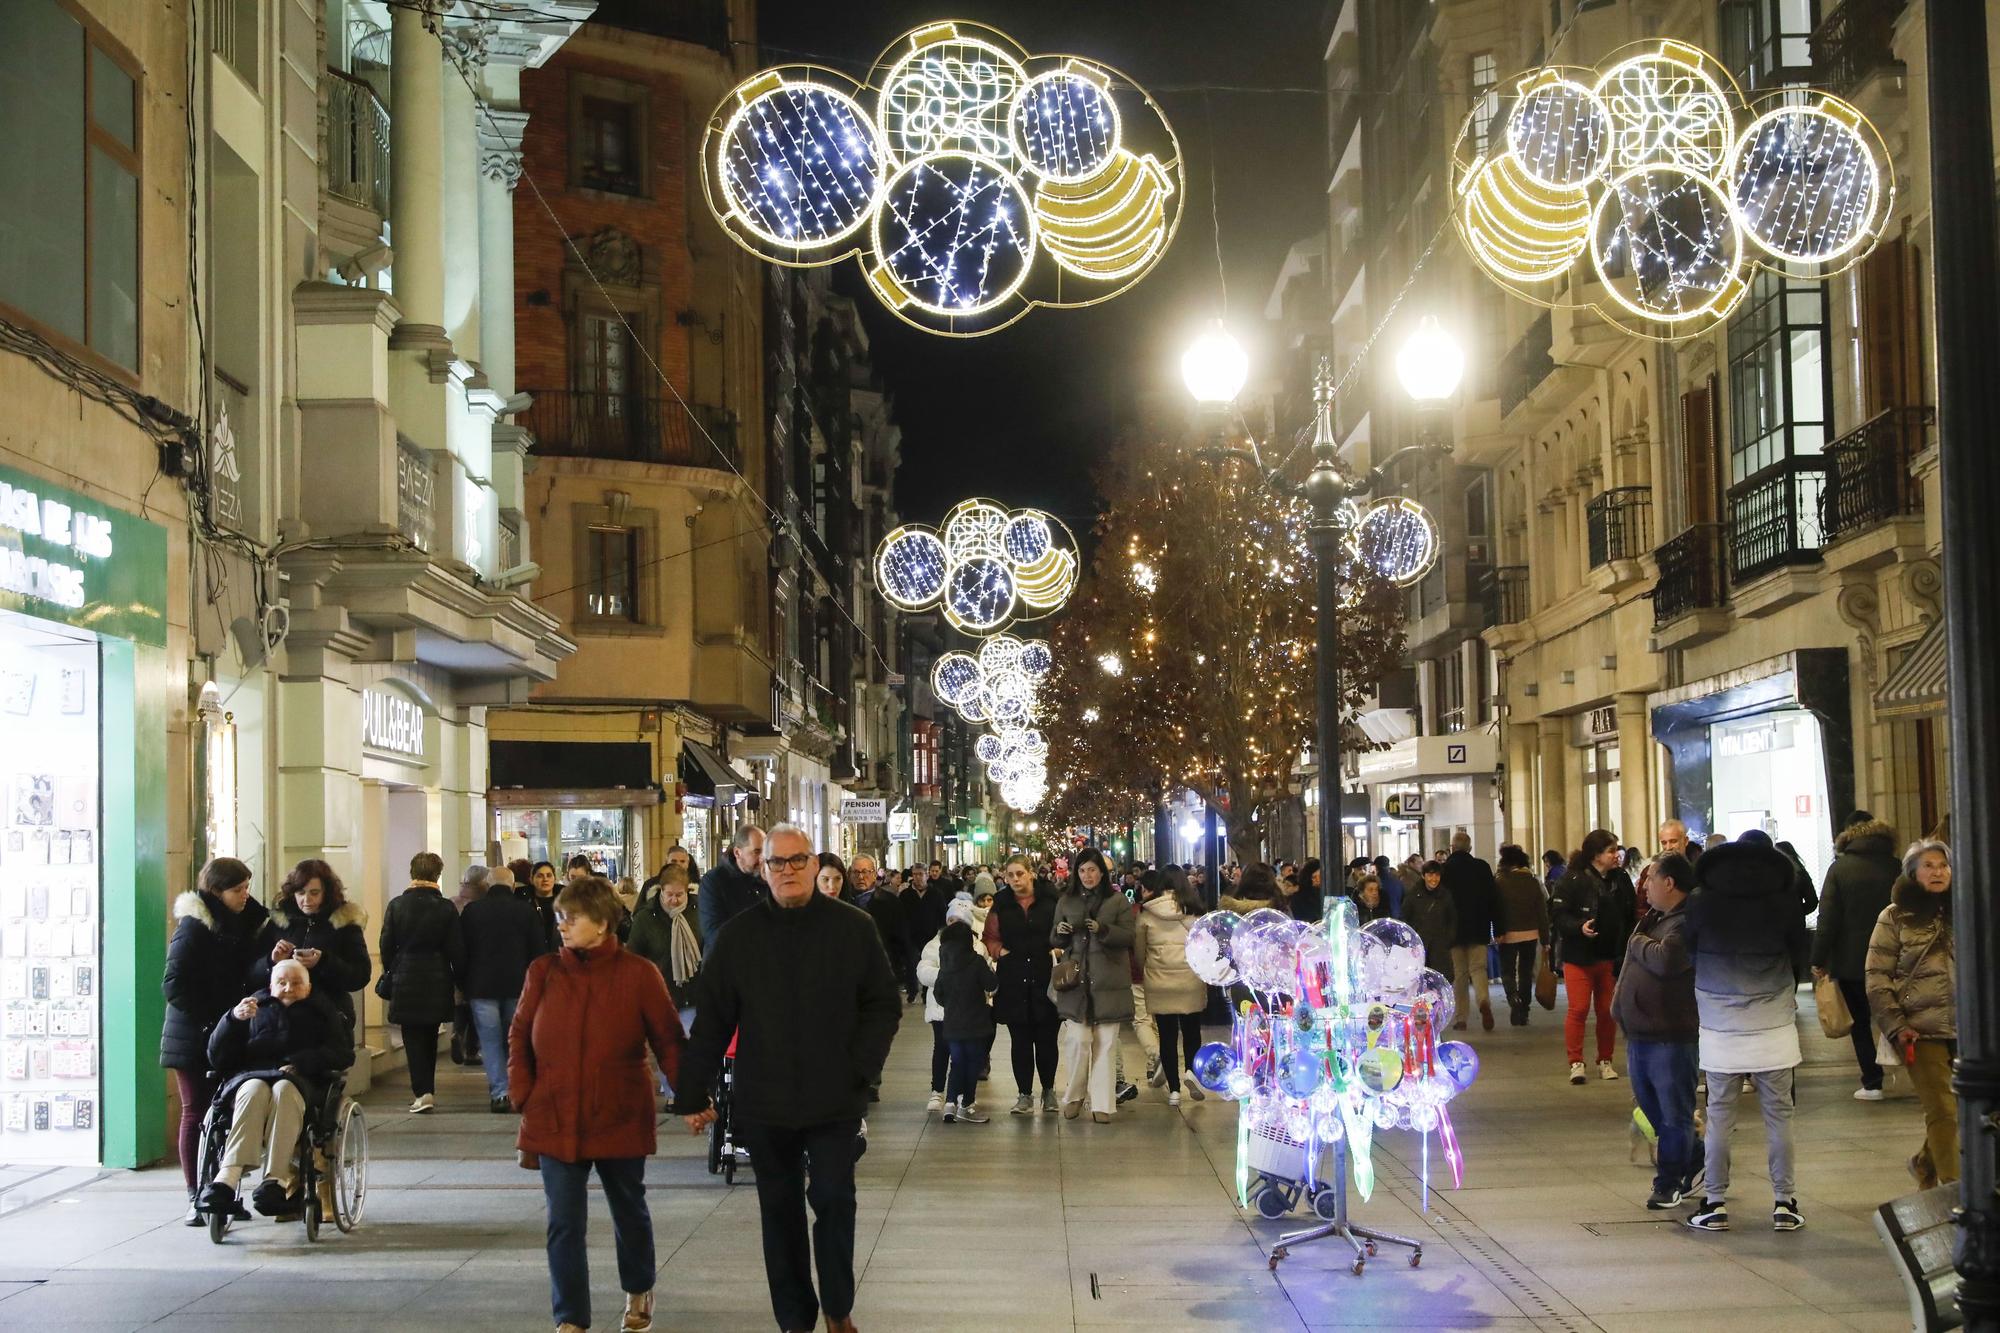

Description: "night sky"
753 1 1329 527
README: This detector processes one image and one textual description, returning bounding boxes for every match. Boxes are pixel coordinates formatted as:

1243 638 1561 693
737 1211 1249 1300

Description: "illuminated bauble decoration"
1506 72 1611 188
702 22 1182 336
1352 497 1440 588
1591 165 1746 324
978 632 1026 673
1416 967 1456 1033
1191 1041 1238 1095
713 75 888 251
870 152 1037 318
876 525 950 608
943 498 1011 559
1276 1048 1325 1100
974 733 1004 763
1234 909 1305 994
1358 1047 1405 1096
1360 918 1426 995
1012 66 1118 182
1451 39 1892 339
943 555 1017 631
1018 639 1053 678
1184 910 1241 986
1728 98 1887 265
932 651 981 706
1436 1040 1481 1095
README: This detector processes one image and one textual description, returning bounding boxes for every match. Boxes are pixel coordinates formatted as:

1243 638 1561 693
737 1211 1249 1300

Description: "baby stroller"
704 1032 751 1186
194 1070 368 1244
1243 1118 1341 1221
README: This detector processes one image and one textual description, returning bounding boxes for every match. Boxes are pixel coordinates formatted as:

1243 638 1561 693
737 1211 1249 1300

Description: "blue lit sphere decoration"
1011 68 1119 184
1352 497 1440 589
942 554 1018 631
931 651 981 706
1184 910 1241 985
1001 511 1054 564
875 525 949 608
1506 75 1612 189
1729 103 1884 265
873 152 1037 317
1018 639 1053 678
1191 1041 1238 1095
974 733 1004 763
1276 1048 1325 1099
718 81 886 250
1436 1040 1481 1094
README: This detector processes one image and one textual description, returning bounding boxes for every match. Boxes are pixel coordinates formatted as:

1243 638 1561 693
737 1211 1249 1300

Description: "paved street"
0 983 1922 1331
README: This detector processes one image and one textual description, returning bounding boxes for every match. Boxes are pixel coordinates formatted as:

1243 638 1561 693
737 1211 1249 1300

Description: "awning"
680 740 749 806
1876 618 1948 720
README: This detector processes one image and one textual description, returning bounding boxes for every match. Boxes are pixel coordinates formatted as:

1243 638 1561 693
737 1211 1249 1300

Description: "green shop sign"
0 462 167 647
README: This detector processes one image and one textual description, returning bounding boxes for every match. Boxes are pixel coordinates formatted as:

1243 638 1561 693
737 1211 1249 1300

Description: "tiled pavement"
0 982 1924 1330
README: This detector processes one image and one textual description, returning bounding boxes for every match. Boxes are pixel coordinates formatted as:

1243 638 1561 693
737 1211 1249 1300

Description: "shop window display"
0 610 101 1162
1709 708 1835 887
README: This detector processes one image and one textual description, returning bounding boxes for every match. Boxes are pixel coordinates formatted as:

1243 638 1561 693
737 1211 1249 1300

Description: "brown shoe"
623 1290 655 1332
1481 1007 1495 1031
1062 1099 1083 1119
1092 1111 1111 1123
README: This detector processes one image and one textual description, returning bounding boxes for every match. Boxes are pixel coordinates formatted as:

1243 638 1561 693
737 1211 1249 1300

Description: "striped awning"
1875 618 1948 720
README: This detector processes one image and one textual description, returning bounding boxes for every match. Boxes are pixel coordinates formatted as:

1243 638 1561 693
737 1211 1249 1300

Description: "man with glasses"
677 824 899 1333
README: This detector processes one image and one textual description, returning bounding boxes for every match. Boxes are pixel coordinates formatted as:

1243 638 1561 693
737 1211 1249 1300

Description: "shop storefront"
1352 732 1502 862
680 738 753 873
0 465 168 1168
1573 705 1624 833
1650 649 1852 885
488 740 661 882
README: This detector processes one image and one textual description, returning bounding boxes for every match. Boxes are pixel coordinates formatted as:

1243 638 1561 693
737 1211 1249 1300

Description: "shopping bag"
1814 974 1853 1039
1534 950 1558 1010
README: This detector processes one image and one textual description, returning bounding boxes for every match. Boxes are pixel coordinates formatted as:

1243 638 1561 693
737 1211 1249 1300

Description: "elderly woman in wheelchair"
199 958 355 1220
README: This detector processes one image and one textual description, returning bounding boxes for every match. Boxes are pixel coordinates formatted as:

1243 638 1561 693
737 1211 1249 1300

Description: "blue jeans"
946 1038 984 1108
469 997 516 1101
1627 1038 1699 1194
539 1155 653 1329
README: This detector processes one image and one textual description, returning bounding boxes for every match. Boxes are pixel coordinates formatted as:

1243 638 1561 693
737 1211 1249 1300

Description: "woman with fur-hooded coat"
249 859 372 1024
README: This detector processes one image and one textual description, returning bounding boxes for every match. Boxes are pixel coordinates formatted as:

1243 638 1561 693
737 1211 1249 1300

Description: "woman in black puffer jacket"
160 857 270 1222
379 851 465 1113
249 859 372 1024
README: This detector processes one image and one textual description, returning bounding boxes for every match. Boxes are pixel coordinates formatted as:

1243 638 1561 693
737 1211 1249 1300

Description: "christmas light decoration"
701 22 1183 336
1098 652 1124 677
870 501 1078 628
1351 498 1440 588
1451 39 1893 339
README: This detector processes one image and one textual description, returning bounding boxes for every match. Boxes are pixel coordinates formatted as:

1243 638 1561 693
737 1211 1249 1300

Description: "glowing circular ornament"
714 75 887 251
942 555 1017 631
1235 910 1306 994
978 633 1025 673
870 152 1036 318
1033 150 1176 282
876 26 1027 166
1011 66 1120 183
1014 547 1079 611
1456 152 1593 284
1590 164 1747 326
1415 968 1456 1033
875 525 949 608
943 500 1012 560
1594 42 1737 179
1191 1041 1238 1095
974 733 1004 763
1184 910 1241 985
932 651 981 706
1728 98 1889 266
1018 640 1054 678
1277 1048 1325 1099
1506 72 1612 188
1001 511 1054 565
1352 498 1440 588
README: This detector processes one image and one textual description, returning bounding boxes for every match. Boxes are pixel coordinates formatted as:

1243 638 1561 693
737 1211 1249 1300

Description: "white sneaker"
1168 1092 1181 1107
925 1092 942 1113
409 1093 434 1114
1854 1087 1886 1102
1569 1062 1587 1085
1599 1061 1620 1081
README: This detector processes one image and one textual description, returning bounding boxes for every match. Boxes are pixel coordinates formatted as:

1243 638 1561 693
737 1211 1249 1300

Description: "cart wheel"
1255 1186 1290 1220
207 1207 229 1245
1365 1242 1378 1257
1409 1250 1422 1268
722 1156 736 1186
1312 1188 1339 1221
1268 1247 1287 1270
1352 1258 1365 1276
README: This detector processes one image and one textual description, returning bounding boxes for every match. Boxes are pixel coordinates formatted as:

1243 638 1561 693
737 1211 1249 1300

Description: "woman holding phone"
1550 830 1629 1086
1050 847 1136 1123
250 859 372 1025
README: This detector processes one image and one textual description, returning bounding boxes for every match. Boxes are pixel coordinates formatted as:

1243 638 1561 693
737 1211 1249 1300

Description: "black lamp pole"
1925 2 2000 1322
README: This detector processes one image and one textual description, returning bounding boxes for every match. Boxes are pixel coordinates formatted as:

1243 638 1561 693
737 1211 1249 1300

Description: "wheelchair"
194 1070 369 1243
704 1053 750 1186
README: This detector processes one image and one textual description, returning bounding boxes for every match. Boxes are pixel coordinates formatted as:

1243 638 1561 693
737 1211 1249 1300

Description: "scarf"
663 903 702 987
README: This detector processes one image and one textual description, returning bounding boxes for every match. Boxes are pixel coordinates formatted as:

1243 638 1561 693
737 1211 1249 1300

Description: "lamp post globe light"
1395 316 1465 404
1181 321 1250 405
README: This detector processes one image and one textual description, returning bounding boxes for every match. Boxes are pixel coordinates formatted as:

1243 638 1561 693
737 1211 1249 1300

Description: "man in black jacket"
460 876 552 1112
697 823 767 945
678 824 899 1333
1440 832 1499 1032
1810 815 1901 1099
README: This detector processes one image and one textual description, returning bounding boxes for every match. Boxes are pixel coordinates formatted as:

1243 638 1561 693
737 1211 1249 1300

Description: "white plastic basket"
1244 1119 1328 1183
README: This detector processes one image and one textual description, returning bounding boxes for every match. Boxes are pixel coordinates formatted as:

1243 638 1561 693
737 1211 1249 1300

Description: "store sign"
1717 720 1786 758
0 464 164 646
0 479 116 610
889 812 917 841
841 798 888 822
361 688 426 759
1573 705 1619 745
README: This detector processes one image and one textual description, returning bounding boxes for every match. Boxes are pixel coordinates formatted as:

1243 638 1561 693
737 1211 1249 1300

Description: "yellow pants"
1910 1039 1959 1186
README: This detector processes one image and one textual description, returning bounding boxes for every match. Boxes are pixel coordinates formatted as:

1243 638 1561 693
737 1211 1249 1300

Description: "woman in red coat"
510 877 683 1333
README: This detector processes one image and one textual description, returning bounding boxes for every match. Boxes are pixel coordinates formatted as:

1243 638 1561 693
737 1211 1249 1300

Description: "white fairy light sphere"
932 651 981 706
1352 498 1440 588
942 555 1018 631
876 525 950 608
1594 44 1736 180
943 499 1012 561
872 151 1038 317
1018 640 1053 678
978 633 1026 674
1011 67 1120 184
876 28 1026 166
1591 164 1744 324
716 79 887 250
1728 101 1887 265
1001 510 1055 564
1506 74 1611 189
974 733 1005 763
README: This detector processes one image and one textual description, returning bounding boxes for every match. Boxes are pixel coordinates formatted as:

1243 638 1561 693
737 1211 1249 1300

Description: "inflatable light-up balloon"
1185 895 1478 1216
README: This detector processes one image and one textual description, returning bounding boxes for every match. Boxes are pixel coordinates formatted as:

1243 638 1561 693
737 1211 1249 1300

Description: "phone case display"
0 619 100 1164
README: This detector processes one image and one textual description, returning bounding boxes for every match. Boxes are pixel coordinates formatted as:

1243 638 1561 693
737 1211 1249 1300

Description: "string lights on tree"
1452 38 1893 338
701 21 1184 336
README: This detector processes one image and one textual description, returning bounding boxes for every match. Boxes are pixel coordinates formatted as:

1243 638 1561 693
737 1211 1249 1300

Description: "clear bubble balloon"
1294 931 1333 1004
1348 929 1385 996
1183 910 1241 986
1191 1041 1238 1094
1411 1102 1440 1132
1372 1097 1400 1129
1284 1102 1314 1144
1415 967 1456 1032
1235 910 1306 993
1360 918 1427 995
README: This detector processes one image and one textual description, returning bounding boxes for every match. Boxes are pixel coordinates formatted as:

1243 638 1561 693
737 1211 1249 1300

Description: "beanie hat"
945 898 975 929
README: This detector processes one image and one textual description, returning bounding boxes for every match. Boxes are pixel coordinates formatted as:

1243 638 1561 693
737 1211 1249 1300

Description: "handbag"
1814 974 1853 1039
1051 935 1083 992
1534 948 1558 1010
373 970 393 1001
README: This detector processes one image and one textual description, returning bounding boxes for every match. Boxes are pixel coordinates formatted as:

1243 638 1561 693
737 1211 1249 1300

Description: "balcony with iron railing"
326 68 391 217
1586 486 1654 567
1652 524 1728 629
521 390 739 470
1822 405 1932 544
1728 459 1828 583
1810 0 1908 97
1480 564 1530 627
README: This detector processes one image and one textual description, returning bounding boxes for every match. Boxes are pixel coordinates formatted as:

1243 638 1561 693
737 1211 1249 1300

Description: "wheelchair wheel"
304 1188 321 1242
706 1118 722 1175
207 1204 231 1245
722 1154 736 1186
331 1100 368 1233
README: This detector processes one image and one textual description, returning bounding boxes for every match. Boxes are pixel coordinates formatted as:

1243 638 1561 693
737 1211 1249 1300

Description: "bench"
1874 1184 1963 1331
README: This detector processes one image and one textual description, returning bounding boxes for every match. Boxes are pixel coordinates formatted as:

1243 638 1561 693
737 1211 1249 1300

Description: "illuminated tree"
1042 432 1408 857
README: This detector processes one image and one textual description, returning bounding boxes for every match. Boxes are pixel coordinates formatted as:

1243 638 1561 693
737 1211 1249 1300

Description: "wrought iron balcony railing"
326 68 391 216
1823 405 1932 543
1728 459 1828 582
1479 564 1530 627
1586 486 1654 567
1810 0 1908 96
1652 524 1727 627
521 389 738 469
